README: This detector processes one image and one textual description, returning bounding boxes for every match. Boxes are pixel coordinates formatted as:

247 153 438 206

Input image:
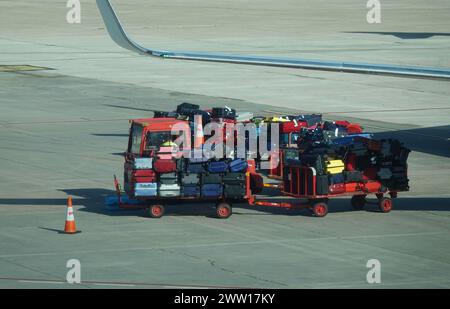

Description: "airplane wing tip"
96 0 150 54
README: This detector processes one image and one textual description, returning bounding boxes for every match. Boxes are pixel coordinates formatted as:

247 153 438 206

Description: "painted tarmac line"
18 280 64 285
93 283 136 287
0 232 445 259
0 277 246 289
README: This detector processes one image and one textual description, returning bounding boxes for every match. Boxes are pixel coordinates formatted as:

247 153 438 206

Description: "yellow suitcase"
264 116 290 122
326 159 345 174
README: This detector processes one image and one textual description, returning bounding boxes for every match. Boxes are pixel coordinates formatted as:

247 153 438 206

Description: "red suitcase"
347 123 363 134
335 120 350 127
280 121 307 134
134 169 156 178
133 176 156 183
153 159 177 173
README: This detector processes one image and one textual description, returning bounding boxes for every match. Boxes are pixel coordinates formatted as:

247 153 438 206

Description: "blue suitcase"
229 159 248 172
182 185 200 197
133 158 153 170
134 183 158 197
207 160 229 173
188 163 205 174
201 184 223 197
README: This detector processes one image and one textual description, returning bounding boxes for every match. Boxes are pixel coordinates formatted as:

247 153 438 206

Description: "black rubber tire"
351 195 367 210
149 204 165 218
312 202 328 218
216 202 232 219
378 197 393 213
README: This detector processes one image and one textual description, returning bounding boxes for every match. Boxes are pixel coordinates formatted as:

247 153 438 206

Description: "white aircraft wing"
96 0 450 80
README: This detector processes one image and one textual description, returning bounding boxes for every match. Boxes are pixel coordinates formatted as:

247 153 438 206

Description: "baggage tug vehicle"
113 103 410 218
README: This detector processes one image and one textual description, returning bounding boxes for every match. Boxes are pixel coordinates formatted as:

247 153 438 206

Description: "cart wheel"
351 195 366 210
149 204 165 218
312 202 328 218
378 197 393 213
216 202 232 219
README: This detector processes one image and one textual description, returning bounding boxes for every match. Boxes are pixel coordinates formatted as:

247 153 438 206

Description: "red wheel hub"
315 205 326 216
382 199 392 212
218 207 229 217
152 206 162 216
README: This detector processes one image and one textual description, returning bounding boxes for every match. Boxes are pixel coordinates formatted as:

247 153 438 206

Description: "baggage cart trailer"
113 160 401 219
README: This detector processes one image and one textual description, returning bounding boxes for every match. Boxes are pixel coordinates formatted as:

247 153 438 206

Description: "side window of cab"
128 124 144 155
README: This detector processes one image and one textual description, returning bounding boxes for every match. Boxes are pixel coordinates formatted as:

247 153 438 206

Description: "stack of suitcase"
158 172 180 197
131 151 249 199
283 134 411 196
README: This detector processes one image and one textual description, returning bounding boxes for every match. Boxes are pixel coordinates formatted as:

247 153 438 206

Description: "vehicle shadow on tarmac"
1 188 448 218
373 125 450 158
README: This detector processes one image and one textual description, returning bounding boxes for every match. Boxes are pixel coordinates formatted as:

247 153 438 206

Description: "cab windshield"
146 131 173 149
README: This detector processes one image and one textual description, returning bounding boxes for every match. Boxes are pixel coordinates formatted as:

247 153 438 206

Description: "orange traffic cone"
64 196 78 234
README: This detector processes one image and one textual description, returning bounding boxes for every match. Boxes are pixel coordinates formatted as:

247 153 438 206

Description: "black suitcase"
176 102 199 114
212 107 236 120
159 172 179 185
390 177 409 191
396 147 410 165
181 173 200 185
224 184 246 199
301 154 326 175
343 171 363 182
154 111 179 118
295 114 322 127
329 173 345 185
349 143 368 157
355 155 371 170
188 109 211 124
283 148 300 161
202 173 222 184
176 158 187 173
284 159 302 168
316 175 329 195
223 172 245 184
188 162 205 173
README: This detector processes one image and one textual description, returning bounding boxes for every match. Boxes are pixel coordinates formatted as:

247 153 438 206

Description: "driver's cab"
125 118 189 158
123 118 189 194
